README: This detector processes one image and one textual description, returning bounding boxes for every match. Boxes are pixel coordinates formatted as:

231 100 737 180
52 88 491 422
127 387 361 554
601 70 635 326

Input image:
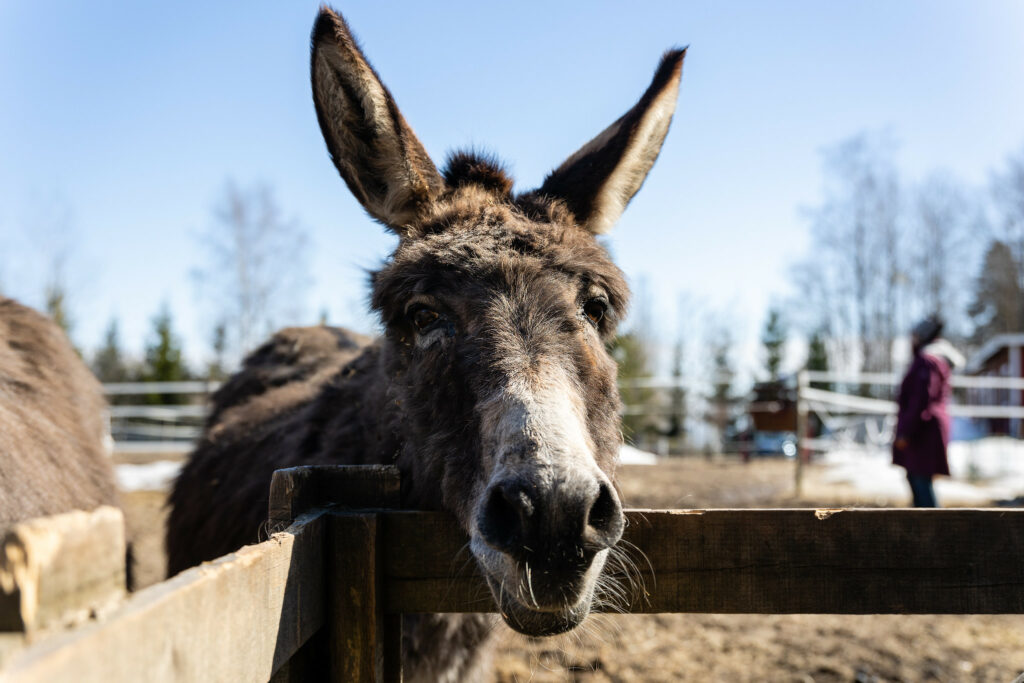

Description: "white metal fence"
104 382 219 453
105 372 1024 455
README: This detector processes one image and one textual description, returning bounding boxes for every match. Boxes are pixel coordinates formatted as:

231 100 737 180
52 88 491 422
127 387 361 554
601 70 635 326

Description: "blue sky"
2 1 1024 379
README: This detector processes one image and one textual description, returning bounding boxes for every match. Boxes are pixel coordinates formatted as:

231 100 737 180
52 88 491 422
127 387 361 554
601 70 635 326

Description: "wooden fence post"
794 369 809 497
328 513 402 683
0 507 126 638
268 465 402 682
268 465 401 531
324 466 401 683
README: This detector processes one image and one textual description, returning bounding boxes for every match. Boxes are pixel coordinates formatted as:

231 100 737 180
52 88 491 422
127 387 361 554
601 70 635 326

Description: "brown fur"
167 8 684 681
0 297 117 526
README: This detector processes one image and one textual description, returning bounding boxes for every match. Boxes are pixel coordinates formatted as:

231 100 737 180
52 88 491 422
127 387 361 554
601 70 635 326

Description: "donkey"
167 7 684 680
0 297 118 525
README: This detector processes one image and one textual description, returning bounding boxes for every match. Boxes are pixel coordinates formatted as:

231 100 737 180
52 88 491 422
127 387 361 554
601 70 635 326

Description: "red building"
965 333 1024 438
748 379 797 433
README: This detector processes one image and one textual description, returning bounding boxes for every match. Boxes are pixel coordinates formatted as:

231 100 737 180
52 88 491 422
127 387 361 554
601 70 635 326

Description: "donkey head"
311 9 683 636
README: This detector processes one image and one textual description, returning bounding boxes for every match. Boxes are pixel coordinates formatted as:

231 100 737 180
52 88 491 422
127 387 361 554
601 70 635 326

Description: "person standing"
893 316 963 508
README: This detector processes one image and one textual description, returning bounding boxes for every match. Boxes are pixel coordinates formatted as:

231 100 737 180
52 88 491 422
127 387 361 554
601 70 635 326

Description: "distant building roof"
966 333 1024 374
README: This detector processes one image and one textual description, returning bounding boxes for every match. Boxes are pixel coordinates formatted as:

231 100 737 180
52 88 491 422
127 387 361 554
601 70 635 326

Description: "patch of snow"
116 461 182 492
114 446 660 492
818 437 1024 505
620 444 658 465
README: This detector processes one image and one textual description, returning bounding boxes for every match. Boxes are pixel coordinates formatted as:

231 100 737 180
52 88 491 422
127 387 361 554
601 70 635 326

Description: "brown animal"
0 297 118 525
167 7 684 680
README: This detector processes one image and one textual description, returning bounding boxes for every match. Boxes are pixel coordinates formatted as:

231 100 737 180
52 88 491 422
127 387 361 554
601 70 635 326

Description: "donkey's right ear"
311 8 444 232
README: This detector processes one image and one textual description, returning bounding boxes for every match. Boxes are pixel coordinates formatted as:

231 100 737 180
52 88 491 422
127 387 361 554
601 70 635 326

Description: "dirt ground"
120 457 1024 682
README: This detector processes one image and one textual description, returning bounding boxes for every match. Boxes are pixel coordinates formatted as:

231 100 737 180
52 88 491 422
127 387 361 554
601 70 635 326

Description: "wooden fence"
3 465 1024 682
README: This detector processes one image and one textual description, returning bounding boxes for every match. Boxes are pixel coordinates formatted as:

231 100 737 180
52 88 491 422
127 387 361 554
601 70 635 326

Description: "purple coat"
893 351 952 476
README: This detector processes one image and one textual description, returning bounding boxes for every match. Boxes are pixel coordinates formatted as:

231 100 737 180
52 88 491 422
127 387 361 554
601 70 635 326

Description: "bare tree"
28 197 80 345
194 181 311 362
910 173 980 338
798 133 905 378
788 257 853 373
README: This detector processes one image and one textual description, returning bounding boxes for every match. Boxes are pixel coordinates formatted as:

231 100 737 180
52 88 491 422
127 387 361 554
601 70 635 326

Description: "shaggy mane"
443 150 514 196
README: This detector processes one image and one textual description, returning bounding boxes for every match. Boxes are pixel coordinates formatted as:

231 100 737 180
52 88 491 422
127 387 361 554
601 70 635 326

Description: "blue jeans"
907 473 938 508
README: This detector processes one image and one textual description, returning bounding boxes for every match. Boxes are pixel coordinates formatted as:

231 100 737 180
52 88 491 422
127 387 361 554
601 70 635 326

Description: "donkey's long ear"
311 9 444 231
537 49 686 235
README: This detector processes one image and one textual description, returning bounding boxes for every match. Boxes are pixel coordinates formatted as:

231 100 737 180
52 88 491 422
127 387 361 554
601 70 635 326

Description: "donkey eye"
583 299 607 325
409 306 440 331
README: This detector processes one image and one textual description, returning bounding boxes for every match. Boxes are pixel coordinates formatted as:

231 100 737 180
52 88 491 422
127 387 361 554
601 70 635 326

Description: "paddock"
3 463 1024 682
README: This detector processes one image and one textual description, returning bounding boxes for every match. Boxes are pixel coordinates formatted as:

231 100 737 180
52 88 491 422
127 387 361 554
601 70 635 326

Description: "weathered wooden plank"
268 465 401 532
269 465 403 682
0 635 25 671
9 504 1024 683
268 629 329 683
1 507 126 635
1 512 326 683
622 508 1024 614
381 508 1024 615
322 467 402 682
380 511 492 615
329 514 387 683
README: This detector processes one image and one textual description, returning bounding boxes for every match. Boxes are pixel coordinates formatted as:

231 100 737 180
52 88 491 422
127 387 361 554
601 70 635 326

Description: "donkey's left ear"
537 49 685 235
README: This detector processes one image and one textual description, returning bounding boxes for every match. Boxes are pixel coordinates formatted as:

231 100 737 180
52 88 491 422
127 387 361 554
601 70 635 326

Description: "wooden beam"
381 508 1024 615
319 466 403 683
267 465 403 682
268 465 401 532
328 514 401 683
268 629 329 683
2 512 326 683
1 507 126 636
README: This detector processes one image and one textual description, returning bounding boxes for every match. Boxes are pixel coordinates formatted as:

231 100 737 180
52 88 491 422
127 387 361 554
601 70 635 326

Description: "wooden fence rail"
3 465 1024 682
2 511 326 683
381 507 1024 615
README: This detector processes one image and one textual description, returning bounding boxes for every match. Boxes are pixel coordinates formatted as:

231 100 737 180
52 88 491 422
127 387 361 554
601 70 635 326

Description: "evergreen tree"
92 318 130 383
142 303 190 404
707 329 737 451
666 339 687 451
44 282 74 343
806 328 832 392
206 321 228 381
967 239 1023 343
760 307 787 380
609 332 657 446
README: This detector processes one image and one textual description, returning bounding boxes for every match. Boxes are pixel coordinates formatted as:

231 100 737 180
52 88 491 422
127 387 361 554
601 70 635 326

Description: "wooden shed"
965 333 1024 438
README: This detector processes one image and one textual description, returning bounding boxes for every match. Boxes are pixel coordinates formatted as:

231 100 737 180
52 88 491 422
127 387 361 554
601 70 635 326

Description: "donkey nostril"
588 483 616 531
479 482 533 554
584 482 623 550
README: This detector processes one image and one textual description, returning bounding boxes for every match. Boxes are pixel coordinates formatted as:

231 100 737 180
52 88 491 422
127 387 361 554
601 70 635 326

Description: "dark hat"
911 315 944 346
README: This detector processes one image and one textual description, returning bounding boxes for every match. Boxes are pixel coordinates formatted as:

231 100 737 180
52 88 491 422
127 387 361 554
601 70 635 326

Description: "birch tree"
193 181 311 363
